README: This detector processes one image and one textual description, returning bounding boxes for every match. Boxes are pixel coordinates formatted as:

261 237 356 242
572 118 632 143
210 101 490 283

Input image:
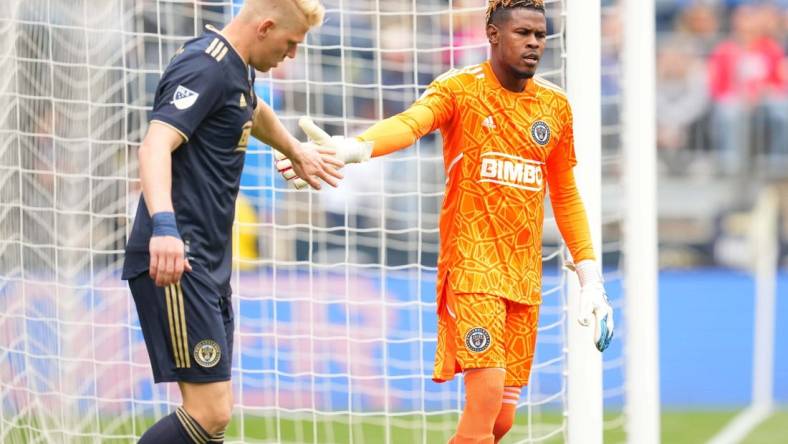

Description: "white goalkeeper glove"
574 260 615 352
275 117 373 189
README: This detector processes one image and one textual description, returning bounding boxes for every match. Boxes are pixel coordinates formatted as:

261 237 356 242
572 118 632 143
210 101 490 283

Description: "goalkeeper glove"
275 117 373 189
574 260 615 352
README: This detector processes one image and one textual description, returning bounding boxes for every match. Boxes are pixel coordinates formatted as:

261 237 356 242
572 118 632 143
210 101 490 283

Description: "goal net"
0 0 628 443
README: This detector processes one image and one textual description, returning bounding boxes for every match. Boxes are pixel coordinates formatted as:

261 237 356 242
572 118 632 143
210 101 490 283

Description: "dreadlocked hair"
486 0 546 25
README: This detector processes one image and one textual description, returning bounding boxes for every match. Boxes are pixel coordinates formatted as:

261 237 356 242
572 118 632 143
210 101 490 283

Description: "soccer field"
6 410 785 443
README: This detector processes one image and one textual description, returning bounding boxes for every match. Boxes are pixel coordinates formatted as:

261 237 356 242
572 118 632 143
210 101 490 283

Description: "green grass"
742 410 788 444
3 409 785 443
660 410 739 444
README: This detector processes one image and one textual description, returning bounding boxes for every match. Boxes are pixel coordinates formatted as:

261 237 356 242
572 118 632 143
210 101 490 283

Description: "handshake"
275 117 374 190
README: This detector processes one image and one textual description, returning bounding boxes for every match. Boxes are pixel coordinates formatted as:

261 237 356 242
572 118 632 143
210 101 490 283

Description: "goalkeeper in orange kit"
277 1 614 442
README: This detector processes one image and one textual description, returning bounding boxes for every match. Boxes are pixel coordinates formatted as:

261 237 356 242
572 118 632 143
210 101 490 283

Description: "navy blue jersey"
123 26 257 292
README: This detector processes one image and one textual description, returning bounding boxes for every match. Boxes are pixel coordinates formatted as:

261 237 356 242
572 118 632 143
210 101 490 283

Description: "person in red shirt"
708 4 788 175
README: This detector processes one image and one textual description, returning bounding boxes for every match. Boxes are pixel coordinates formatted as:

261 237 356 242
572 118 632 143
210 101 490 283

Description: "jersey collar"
482 60 538 97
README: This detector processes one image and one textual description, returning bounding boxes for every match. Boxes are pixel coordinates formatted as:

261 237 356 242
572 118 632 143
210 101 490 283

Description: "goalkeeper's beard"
513 67 536 80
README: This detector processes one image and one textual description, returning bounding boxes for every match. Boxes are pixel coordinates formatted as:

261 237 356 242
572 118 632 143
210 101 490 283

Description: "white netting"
0 0 592 443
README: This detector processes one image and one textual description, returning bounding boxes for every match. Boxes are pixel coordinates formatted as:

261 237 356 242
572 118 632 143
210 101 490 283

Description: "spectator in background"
601 5 622 151
674 1 721 54
708 4 788 176
657 37 710 175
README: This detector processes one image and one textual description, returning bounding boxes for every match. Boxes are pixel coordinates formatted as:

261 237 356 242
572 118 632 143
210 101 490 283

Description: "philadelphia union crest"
465 327 492 353
194 340 221 368
530 120 551 145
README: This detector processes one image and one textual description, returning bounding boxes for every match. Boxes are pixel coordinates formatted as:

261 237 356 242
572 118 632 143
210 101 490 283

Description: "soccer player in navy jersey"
121 1 339 442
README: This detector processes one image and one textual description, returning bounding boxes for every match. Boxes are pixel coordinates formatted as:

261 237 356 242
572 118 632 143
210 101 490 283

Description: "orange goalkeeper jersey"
361 61 593 305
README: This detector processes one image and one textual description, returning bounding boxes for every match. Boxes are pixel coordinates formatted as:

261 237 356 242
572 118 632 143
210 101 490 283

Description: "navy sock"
138 411 191 443
175 406 225 443
138 407 225 444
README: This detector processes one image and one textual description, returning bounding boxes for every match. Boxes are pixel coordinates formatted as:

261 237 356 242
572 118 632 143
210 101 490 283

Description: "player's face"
251 19 309 72
488 9 547 79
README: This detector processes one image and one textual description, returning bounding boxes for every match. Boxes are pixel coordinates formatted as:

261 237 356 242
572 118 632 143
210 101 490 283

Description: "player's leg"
453 368 506 443
492 301 540 443
434 290 508 444
178 288 236 439
493 386 521 442
178 380 233 438
129 274 234 443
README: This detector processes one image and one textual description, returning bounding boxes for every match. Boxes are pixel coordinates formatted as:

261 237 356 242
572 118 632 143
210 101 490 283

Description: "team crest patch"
530 121 551 145
194 340 221 368
171 85 199 110
465 327 492 353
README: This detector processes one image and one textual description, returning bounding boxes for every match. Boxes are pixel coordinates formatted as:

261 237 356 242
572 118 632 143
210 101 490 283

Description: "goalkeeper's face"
487 8 547 80
251 18 309 72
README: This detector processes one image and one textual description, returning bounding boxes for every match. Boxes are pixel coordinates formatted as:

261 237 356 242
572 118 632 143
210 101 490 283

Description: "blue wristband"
151 212 181 239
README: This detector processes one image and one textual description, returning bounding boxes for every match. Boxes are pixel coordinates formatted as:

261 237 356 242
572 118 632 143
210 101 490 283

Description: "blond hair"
240 0 325 28
486 0 546 24
291 0 325 28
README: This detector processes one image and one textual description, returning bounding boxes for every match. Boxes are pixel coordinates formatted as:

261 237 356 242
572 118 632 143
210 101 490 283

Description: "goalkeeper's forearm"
547 166 595 263
357 104 438 157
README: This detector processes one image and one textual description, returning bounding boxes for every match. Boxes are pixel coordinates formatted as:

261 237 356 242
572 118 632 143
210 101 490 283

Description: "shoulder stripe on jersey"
216 46 229 62
533 76 566 96
205 38 220 56
434 64 484 83
210 41 226 60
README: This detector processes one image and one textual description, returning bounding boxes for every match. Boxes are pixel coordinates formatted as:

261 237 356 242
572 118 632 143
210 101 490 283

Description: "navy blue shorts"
128 271 234 383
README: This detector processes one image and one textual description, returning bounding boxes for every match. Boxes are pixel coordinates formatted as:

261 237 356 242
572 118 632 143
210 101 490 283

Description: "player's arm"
546 109 614 352
277 81 455 187
140 52 231 287
251 100 343 189
138 122 193 287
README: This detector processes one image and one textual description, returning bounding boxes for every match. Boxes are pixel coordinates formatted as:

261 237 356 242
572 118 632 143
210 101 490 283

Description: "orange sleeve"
358 81 456 157
546 105 595 263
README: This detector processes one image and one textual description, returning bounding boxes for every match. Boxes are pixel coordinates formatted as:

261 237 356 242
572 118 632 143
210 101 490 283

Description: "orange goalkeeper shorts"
433 286 540 387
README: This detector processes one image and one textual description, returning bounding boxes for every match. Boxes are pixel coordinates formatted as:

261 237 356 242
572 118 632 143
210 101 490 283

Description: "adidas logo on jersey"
482 116 496 130
239 94 247 108
171 85 199 110
479 152 544 192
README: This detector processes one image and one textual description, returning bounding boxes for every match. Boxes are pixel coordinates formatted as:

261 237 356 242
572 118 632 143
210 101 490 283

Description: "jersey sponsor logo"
530 120 551 145
479 152 544 191
465 327 492 353
482 115 496 130
236 121 252 152
194 339 221 368
171 85 199 110
239 93 247 108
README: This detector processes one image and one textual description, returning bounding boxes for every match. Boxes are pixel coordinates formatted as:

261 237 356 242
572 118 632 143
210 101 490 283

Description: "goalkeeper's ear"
299 117 331 144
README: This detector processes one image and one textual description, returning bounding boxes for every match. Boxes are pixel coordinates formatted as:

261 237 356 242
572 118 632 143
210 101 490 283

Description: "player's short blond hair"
290 0 325 28
241 0 325 28
486 0 546 25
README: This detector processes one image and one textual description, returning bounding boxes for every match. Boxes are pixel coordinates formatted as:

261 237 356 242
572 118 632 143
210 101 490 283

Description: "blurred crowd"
651 0 788 178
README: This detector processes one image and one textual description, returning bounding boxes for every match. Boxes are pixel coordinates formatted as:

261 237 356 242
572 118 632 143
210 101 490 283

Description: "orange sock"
450 369 506 444
493 387 521 442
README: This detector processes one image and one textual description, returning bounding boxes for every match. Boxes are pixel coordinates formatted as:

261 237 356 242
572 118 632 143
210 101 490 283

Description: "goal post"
621 0 661 443
565 0 604 443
